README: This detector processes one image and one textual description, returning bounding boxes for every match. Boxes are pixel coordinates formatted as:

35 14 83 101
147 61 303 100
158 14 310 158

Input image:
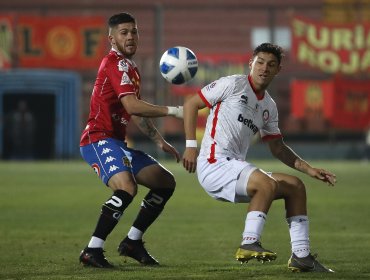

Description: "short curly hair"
108 12 136 28
253 43 284 65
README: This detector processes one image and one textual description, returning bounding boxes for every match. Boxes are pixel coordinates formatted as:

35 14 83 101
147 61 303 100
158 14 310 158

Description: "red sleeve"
262 134 282 142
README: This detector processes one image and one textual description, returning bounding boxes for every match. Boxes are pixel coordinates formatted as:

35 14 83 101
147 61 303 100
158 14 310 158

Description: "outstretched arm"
121 94 183 118
182 93 206 173
131 115 180 162
267 137 336 186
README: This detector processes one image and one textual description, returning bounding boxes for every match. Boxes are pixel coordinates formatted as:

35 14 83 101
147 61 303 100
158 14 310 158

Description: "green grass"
0 160 369 279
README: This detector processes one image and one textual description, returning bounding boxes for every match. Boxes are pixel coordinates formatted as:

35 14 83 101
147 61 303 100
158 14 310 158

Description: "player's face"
249 52 281 91
109 22 138 58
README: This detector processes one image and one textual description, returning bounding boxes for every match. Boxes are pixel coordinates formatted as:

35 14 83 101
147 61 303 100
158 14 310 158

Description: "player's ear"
108 35 115 46
248 58 253 69
276 64 282 74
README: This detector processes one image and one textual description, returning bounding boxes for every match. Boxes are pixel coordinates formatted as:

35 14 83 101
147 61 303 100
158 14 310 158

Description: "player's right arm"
121 95 183 118
182 93 206 173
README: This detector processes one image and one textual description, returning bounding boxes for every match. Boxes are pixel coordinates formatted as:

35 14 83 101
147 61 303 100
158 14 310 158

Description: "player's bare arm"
121 95 183 118
182 94 206 173
131 115 180 162
267 137 336 186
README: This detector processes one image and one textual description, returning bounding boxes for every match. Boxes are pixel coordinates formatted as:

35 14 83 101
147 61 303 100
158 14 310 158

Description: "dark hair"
108 12 136 28
253 43 284 65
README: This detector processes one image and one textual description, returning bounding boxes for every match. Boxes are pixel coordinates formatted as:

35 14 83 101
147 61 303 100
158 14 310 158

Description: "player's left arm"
131 115 180 162
267 137 336 186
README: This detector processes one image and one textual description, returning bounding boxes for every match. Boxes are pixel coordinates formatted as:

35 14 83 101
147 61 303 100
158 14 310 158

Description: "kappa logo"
97 140 108 147
101 148 113 155
105 156 116 164
108 165 119 173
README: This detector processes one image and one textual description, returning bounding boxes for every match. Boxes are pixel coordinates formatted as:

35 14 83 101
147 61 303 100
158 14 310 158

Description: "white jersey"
198 74 281 162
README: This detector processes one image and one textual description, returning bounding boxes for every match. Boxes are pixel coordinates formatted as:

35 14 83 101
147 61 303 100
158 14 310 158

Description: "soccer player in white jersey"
182 43 337 273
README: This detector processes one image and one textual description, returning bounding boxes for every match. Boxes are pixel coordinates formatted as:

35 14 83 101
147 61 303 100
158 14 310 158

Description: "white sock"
287 215 310 258
127 226 143 240
88 236 105 248
241 211 266 245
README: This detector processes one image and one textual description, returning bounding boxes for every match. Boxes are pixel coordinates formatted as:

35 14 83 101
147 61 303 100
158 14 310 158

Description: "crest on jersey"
91 163 101 177
118 59 129 72
122 156 132 168
263 109 270 121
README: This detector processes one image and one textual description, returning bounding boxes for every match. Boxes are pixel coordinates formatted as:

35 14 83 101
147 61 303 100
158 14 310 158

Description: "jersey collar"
248 74 265 100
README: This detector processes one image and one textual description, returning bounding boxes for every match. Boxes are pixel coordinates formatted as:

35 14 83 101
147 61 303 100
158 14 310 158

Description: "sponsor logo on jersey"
121 72 133 85
118 59 129 72
263 109 270 122
112 114 129 126
237 114 259 134
91 163 100 177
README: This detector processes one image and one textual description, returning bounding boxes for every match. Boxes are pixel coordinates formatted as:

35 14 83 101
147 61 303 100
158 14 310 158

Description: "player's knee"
291 177 306 195
260 178 278 198
163 173 176 189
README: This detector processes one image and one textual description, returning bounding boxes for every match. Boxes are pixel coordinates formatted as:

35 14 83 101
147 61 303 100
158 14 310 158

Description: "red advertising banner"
291 80 334 119
17 16 106 69
331 80 370 130
291 79 370 130
291 16 370 75
0 15 14 69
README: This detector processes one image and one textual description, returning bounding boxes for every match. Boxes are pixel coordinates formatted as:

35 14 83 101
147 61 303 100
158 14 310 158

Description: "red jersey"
80 49 141 146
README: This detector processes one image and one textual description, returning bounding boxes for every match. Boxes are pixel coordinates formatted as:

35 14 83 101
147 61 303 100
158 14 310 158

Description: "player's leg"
236 168 278 263
117 150 175 265
79 139 137 268
272 173 334 272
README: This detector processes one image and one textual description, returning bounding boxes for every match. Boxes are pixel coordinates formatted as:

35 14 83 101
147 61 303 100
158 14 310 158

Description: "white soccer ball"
159 46 198 85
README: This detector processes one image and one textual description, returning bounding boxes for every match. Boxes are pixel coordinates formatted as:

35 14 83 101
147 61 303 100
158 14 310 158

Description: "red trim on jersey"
198 90 212 108
262 134 282 142
207 102 221 164
118 92 136 99
248 75 265 100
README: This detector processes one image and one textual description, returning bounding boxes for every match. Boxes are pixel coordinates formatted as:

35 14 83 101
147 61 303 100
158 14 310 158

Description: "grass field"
0 160 369 280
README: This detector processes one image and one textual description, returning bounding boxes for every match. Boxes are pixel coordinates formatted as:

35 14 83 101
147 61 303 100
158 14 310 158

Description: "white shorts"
196 157 258 203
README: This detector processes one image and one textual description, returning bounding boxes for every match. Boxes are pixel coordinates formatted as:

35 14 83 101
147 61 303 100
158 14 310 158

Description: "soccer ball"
159 46 198 85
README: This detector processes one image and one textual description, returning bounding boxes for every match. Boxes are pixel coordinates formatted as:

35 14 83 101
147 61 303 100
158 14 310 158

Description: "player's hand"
309 168 337 186
167 106 183 119
159 140 180 163
182 147 198 173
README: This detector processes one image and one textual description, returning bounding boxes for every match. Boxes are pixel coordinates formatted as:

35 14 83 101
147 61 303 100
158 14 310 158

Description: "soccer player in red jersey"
79 12 183 268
